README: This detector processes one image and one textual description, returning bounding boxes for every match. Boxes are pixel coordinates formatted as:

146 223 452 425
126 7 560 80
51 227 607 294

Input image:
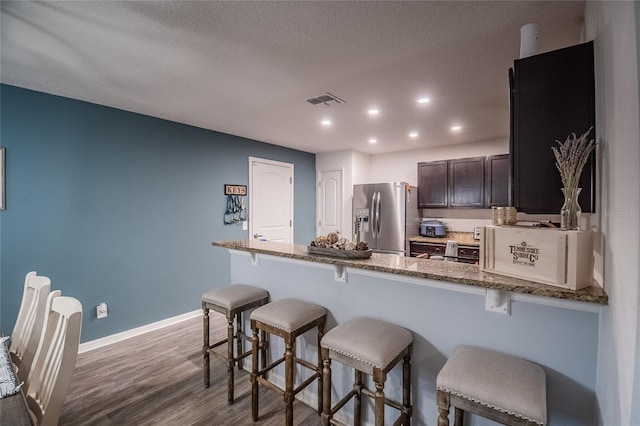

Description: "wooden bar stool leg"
321 352 331 426
226 314 235 403
454 408 464 426
436 389 450 426
251 323 259 422
374 375 385 426
260 329 267 370
354 370 363 425
236 312 243 370
403 352 411 426
202 305 210 388
317 323 324 414
285 338 295 426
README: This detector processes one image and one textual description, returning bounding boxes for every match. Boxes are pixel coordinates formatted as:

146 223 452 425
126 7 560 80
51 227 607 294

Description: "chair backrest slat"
40 316 66 407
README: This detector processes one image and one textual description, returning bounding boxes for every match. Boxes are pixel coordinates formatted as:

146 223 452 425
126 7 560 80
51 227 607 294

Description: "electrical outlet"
97 302 108 319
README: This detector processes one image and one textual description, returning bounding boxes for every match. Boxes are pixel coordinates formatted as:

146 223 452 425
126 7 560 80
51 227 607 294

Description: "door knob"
253 233 264 239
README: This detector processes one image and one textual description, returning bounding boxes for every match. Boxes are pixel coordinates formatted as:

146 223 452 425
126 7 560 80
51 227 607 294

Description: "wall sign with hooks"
224 184 247 224
224 184 247 195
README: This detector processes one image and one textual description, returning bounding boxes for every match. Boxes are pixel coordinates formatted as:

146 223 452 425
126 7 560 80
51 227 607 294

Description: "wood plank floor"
59 313 322 426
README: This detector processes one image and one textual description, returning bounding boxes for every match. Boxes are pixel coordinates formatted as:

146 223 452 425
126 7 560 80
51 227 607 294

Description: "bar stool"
250 298 327 426
202 284 269 403
320 317 413 426
436 345 547 426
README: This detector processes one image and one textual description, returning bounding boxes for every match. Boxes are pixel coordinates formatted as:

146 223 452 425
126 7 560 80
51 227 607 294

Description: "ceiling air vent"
306 92 346 106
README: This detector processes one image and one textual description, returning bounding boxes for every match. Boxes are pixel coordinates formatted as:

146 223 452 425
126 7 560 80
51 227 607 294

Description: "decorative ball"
327 232 339 244
356 241 369 251
314 235 328 247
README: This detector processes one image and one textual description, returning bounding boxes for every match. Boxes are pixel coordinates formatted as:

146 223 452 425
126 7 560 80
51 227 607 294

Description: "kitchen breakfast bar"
212 240 607 425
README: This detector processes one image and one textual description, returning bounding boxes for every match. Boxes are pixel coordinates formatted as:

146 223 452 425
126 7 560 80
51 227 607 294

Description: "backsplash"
420 213 571 233
424 218 493 233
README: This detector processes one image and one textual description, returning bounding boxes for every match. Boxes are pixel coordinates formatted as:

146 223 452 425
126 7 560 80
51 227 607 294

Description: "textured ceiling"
0 1 586 154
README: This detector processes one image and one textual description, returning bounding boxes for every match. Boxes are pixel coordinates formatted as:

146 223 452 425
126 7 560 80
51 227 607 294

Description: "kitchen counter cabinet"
409 240 480 264
409 241 446 258
457 245 480 264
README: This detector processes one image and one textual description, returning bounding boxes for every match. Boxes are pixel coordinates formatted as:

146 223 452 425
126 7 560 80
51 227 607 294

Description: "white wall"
316 150 371 239
584 2 640 425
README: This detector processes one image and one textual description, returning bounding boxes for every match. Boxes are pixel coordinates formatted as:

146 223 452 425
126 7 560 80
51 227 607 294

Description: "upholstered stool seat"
436 345 547 426
321 317 413 426
251 298 327 426
202 284 269 403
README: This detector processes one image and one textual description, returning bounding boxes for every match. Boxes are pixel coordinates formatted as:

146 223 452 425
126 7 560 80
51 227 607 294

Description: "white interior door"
317 169 343 237
249 157 294 243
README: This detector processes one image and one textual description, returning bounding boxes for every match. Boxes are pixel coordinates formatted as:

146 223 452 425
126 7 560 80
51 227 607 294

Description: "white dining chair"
17 290 61 385
24 292 83 426
10 272 51 374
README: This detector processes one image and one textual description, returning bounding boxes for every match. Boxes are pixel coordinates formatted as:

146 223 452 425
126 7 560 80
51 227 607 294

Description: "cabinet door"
457 245 480 264
486 154 510 207
512 41 595 213
409 241 446 257
448 157 485 207
417 161 448 208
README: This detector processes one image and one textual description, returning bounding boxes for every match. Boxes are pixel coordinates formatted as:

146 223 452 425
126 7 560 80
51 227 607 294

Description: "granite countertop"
212 240 608 305
409 232 480 246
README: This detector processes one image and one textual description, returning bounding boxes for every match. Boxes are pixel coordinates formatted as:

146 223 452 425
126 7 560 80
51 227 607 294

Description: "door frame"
248 156 294 243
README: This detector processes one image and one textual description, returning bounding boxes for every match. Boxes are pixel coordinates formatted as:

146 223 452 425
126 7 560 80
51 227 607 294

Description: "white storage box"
480 225 593 290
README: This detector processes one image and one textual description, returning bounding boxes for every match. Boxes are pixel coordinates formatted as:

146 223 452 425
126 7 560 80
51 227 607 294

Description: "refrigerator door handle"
370 191 377 238
375 191 382 235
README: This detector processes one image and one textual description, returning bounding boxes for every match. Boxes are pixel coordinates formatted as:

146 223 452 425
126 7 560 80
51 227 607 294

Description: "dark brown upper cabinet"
448 157 485 207
419 156 506 209
511 41 596 214
417 161 448 208
486 154 510 207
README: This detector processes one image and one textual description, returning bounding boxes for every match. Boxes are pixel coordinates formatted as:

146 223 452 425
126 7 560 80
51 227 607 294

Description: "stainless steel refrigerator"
353 183 420 255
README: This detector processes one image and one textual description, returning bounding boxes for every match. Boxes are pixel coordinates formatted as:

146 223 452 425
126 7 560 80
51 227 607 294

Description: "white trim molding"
79 309 201 354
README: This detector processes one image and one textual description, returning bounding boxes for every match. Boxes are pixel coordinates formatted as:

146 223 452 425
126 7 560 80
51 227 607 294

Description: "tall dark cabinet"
511 41 596 214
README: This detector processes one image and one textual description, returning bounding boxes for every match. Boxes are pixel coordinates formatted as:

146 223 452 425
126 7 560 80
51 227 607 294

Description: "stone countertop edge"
212 240 608 305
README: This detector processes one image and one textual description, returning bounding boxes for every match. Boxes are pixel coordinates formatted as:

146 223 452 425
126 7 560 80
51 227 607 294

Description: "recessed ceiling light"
409 132 419 138
451 125 462 132
368 108 379 115
321 119 332 126
369 138 377 144
417 98 430 104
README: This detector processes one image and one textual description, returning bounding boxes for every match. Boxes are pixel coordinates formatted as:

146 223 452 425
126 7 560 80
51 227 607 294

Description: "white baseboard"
78 309 201 354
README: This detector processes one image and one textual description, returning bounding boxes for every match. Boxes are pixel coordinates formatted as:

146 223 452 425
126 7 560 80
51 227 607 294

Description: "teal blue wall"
0 84 316 342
